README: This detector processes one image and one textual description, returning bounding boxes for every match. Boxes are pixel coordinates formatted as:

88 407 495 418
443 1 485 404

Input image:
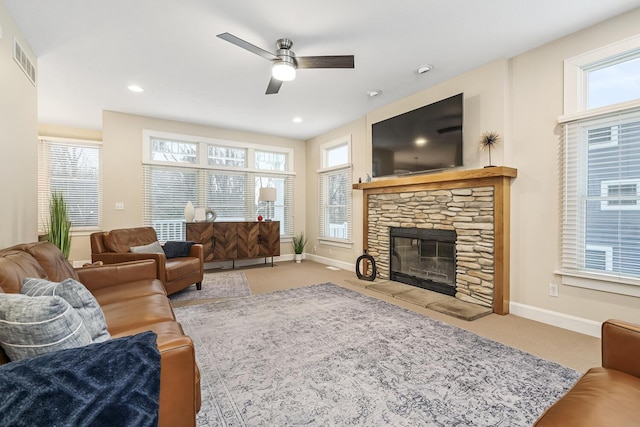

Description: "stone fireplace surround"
353 167 517 315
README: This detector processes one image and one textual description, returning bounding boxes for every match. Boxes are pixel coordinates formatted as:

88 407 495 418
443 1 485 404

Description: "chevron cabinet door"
259 221 280 257
186 222 215 261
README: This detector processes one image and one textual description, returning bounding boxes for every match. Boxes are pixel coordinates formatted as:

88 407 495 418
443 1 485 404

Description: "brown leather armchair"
90 227 204 295
534 319 640 426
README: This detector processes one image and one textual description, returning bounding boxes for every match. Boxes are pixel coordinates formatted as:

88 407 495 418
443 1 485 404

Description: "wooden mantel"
353 166 518 315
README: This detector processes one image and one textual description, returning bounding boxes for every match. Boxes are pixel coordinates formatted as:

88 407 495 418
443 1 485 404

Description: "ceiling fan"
217 32 355 95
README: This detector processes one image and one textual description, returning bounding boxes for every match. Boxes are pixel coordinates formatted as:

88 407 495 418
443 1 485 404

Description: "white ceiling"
5 0 640 140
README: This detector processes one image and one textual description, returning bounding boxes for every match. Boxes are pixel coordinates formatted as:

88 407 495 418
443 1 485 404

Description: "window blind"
38 139 102 233
562 107 640 279
143 165 294 240
318 166 352 242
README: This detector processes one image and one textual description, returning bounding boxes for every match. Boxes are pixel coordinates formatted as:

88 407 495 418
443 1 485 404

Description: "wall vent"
13 38 36 86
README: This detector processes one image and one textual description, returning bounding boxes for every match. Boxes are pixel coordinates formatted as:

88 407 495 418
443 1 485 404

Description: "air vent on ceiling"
13 38 36 86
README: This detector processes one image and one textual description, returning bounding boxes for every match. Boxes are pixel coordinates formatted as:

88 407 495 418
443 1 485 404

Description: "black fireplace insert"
389 227 456 296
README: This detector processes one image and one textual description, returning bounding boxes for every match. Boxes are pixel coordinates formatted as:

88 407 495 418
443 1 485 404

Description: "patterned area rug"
169 271 251 302
174 283 581 426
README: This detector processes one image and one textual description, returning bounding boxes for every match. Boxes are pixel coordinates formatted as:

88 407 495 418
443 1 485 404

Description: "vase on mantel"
184 201 195 222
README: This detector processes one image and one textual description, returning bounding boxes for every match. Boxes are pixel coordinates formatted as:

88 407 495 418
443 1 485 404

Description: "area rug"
174 283 581 426
168 271 251 302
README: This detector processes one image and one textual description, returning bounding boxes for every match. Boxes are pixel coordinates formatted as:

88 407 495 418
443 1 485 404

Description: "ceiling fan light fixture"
272 60 296 82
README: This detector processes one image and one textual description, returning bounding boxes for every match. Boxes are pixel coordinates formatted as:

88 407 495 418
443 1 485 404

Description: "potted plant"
291 231 307 263
47 191 72 259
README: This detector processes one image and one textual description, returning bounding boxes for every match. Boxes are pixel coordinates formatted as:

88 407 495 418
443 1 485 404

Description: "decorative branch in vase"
479 131 501 168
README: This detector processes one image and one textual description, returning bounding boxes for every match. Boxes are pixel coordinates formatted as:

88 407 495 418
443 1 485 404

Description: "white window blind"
562 107 640 280
143 133 295 240
318 137 352 243
319 166 352 242
143 165 199 241
38 138 102 233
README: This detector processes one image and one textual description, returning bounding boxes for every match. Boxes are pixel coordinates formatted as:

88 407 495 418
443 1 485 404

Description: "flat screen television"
372 93 463 177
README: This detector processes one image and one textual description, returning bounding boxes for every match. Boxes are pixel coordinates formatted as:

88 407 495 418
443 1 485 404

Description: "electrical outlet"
313 246 317 253
115 202 124 210
549 283 559 297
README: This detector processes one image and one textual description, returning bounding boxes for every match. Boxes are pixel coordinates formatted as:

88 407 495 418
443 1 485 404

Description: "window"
143 131 294 241
38 138 102 232
560 36 640 292
586 55 640 110
318 136 352 244
600 179 640 210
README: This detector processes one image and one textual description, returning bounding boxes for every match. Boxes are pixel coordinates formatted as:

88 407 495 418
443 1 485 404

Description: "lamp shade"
259 187 277 202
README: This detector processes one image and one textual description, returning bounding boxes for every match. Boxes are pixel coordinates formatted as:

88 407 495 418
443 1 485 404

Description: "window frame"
142 130 295 240
38 137 103 235
317 136 353 247
558 35 640 297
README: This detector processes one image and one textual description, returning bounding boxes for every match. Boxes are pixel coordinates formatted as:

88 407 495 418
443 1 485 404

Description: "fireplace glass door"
390 227 456 296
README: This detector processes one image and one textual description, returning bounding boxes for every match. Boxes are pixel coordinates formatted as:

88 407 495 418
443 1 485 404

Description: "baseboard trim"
509 302 602 338
304 253 354 272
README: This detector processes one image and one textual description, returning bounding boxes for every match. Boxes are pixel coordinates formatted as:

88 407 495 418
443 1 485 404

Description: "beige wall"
508 8 640 324
7 3 639 328
305 118 368 264
0 4 38 248
305 59 508 267
65 111 306 262
306 8 640 326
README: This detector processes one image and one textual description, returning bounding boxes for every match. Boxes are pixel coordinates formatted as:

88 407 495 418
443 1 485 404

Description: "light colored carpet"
169 271 250 302
175 283 581 426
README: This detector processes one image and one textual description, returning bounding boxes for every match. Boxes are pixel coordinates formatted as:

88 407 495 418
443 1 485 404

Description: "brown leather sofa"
0 241 201 426
90 227 204 295
534 319 640 426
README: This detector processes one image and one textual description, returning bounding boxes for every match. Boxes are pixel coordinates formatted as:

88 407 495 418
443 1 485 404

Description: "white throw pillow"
130 241 164 255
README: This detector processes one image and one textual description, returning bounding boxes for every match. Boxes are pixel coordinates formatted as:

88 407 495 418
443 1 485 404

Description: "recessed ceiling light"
127 84 144 93
417 65 433 75
292 117 303 123
367 90 382 97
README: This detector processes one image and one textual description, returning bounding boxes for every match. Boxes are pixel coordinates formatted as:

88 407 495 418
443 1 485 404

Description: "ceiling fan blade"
217 32 279 61
296 55 355 69
266 77 283 95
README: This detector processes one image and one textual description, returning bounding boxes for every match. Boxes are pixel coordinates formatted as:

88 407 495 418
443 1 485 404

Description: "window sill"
318 238 353 249
554 269 640 298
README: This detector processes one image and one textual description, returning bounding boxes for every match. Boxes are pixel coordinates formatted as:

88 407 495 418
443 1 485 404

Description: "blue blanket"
0 331 160 427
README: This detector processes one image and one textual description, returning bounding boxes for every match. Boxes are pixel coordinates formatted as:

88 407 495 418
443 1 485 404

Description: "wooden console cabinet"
186 221 280 266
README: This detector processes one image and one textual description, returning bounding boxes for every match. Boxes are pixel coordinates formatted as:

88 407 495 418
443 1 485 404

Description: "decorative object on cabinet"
479 131 501 168
258 187 277 221
194 207 206 222
205 208 217 222
184 201 195 222
186 221 280 267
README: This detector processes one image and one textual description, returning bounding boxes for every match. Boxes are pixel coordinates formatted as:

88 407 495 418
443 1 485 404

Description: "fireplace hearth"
390 227 457 296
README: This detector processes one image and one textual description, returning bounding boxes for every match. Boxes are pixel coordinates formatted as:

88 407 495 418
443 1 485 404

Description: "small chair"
90 227 203 295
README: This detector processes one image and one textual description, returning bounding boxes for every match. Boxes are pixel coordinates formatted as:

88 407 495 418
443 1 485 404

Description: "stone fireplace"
353 167 517 314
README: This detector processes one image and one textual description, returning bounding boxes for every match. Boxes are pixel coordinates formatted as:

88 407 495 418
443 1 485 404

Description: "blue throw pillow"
22 277 110 343
163 241 195 258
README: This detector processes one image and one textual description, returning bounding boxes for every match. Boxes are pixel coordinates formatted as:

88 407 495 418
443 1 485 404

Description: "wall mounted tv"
372 93 463 177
